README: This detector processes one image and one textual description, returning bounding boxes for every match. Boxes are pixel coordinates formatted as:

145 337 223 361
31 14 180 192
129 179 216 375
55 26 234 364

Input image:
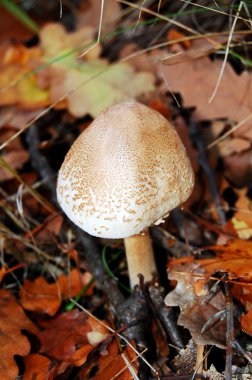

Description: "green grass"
0 0 39 33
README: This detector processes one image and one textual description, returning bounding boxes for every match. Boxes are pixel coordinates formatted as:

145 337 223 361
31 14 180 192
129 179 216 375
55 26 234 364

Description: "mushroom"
57 101 194 288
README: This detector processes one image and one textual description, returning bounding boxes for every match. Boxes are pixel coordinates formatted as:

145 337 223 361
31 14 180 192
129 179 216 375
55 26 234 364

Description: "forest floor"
0 1 252 379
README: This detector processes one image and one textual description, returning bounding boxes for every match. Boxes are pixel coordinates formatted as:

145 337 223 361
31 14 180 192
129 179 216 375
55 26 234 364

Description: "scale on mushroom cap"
57 101 194 288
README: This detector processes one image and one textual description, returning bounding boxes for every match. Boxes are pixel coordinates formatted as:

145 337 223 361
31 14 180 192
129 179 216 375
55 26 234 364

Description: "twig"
26 125 57 204
207 113 252 150
117 284 150 347
189 119 226 226
79 0 104 58
224 279 234 380
70 298 159 377
74 225 125 311
147 284 184 350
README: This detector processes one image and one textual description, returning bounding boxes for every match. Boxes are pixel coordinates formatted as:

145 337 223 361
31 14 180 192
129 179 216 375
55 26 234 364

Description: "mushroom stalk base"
124 229 157 289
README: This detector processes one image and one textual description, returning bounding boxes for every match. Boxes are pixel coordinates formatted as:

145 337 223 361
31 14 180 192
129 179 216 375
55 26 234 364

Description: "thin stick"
224 280 234 380
59 0 62 18
69 298 159 376
132 0 146 32
180 0 251 24
79 0 104 58
207 113 252 150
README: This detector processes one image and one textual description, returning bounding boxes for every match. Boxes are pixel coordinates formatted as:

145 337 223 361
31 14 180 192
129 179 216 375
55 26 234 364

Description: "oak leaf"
0 289 38 380
37 310 108 366
0 45 49 109
80 340 138 380
169 240 252 282
20 269 93 315
160 48 252 139
44 59 155 118
165 264 226 348
168 240 252 336
23 354 58 380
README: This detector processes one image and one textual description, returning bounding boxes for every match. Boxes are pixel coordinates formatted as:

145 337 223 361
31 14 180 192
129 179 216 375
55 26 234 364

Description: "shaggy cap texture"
57 101 194 238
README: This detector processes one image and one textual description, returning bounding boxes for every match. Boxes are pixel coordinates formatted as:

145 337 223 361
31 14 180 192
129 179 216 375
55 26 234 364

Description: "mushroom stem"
124 229 157 289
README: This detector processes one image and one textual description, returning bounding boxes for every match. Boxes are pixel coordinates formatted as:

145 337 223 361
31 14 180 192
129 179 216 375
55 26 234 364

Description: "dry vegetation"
0 1 252 379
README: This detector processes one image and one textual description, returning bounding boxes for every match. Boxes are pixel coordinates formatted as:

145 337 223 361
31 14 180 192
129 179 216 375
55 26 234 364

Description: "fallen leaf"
0 127 29 184
25 213 64 242
203 364 224 380
23 354 58 380
0 23 155 118
0 107 44 129
232 218 252 240
76 0 121 33
20 269 93 315
165 264 226 348
218 137 251 157
0 150 29 182
159 50 252 139
38 23 155 117
240 309 252 335
80 340 138 380
38 310 108 366
170 240 252 282
0 263 26 284
46 59 155 118
0 9 35 44
231 188 252 240
0 45 49 109
119 43 156 73
224 149 252 187
167 29 191 49
40 23 101 60
168 240 252 336
170 340 196 375
0 289 38 380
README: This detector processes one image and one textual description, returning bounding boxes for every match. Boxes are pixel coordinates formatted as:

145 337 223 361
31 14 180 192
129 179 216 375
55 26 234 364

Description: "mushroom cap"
57 101 194 238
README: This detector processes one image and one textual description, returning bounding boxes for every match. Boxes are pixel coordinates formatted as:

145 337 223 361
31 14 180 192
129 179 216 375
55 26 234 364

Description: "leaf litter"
1 1 252 379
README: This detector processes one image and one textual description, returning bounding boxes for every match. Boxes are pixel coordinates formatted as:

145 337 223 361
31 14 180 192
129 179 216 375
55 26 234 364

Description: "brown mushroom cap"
57 101 194 238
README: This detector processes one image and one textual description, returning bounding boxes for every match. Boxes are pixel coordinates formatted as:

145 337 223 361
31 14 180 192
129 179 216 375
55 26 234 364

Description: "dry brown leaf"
170 240 252 282
167 29 191 49
24 213 64 242
218 138 251 157
0 264 26 284
80 340 138 380
38 310 108 366
165 264 226 348
0 289 38 380
23 354 58 380
158 51 252 139
170 340 196 375
168 240 252 336
0 127 29 183
76 0 121 33
20 269 93 315
224 149 252 187
240 309 252 335
0 150 29 182
119 43 156 73
203 364 224 380
0 107 43 129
